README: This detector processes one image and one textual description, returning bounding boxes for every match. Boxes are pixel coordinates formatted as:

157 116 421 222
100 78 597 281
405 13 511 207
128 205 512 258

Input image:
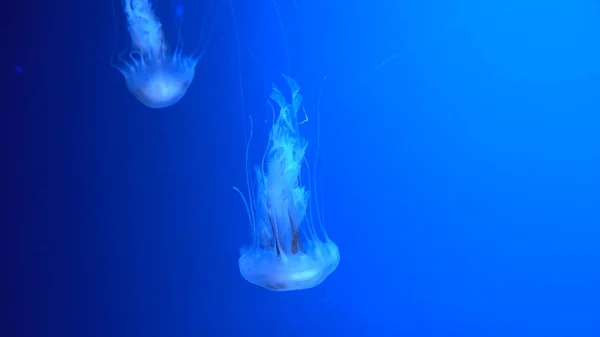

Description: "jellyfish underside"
238 75 339 291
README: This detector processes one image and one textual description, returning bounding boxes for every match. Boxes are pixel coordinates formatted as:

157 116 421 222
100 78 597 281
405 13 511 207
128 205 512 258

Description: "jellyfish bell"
235 75 340 291
239 232 340 291
119 52 197 109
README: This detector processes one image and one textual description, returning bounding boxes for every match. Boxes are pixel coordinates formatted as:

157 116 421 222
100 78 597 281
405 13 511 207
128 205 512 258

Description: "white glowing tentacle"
123 0 165 58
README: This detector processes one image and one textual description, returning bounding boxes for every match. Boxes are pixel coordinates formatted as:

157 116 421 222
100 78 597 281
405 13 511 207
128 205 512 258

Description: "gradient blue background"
3 0 600 336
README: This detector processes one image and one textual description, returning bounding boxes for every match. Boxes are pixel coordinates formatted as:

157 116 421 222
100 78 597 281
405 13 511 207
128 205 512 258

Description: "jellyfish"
235 75 340 291
115 0 198 109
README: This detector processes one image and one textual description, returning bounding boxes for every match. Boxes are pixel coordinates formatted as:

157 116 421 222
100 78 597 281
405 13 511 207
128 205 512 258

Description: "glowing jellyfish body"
238 76 340 291
118 0 197 108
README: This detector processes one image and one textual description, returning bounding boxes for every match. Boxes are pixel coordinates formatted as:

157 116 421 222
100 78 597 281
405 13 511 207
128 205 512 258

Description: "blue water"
2 0 600 336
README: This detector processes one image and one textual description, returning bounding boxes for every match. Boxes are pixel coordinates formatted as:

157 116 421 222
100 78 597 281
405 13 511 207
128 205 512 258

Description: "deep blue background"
3 0 600 336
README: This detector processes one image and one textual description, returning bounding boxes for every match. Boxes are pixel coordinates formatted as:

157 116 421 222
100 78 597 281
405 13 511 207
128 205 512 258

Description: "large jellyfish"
116 0 198 108
236 75 340 291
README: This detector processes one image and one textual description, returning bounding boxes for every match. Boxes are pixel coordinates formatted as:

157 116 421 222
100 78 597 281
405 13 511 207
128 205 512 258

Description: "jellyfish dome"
237 75 340 291
117 0 197 108
120 53 196 109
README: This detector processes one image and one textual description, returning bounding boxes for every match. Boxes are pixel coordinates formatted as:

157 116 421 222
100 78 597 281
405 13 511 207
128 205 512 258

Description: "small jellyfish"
115 0 198 108
236 75 340 291
175 2 184 18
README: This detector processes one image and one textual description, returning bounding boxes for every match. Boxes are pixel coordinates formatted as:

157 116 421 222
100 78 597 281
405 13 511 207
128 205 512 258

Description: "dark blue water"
2 0 600 336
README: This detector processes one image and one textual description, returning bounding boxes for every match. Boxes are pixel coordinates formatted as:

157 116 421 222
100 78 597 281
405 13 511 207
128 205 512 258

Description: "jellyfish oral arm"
123 0 165 57
263 91 309 248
